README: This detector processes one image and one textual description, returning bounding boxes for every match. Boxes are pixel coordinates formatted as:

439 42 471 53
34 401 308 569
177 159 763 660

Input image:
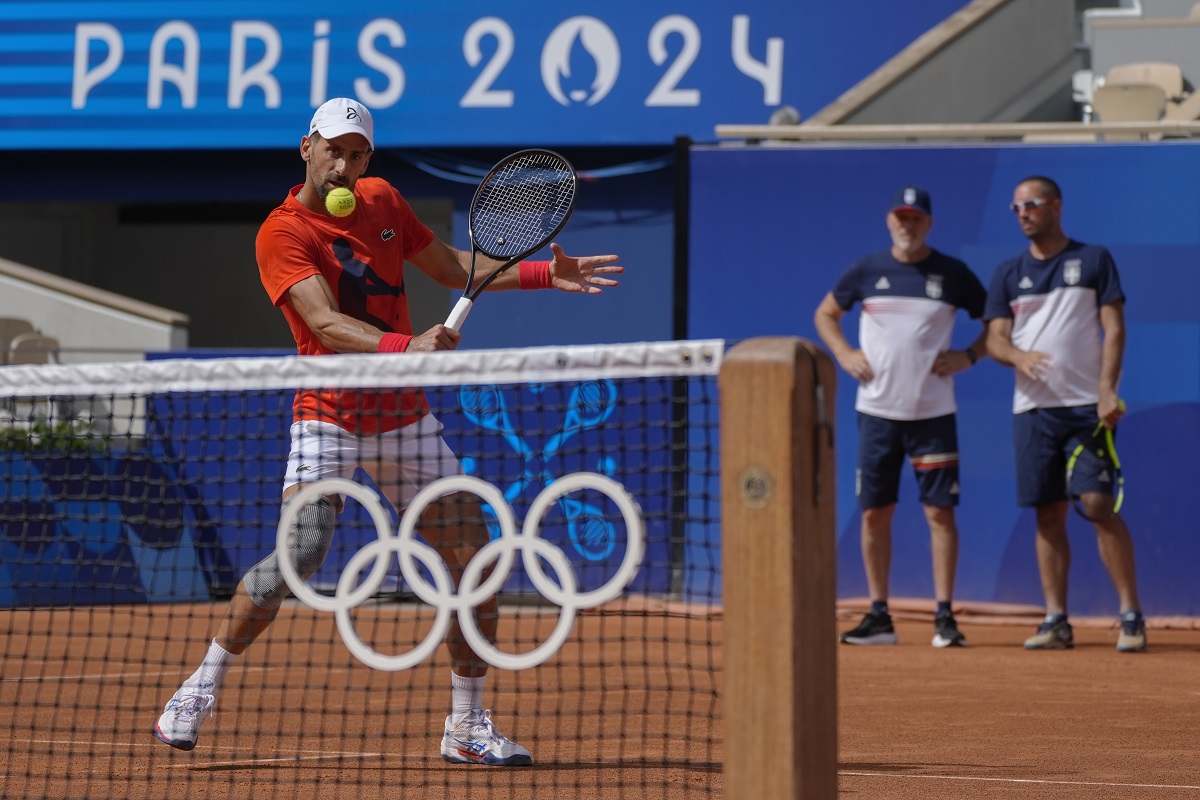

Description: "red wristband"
518 260 553 290
377 333 412 353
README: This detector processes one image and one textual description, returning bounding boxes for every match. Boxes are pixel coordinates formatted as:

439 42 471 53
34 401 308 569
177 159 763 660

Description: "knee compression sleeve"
244 497 336 610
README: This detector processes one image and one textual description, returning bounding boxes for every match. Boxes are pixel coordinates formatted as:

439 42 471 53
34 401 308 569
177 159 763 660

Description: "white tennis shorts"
283 413 463 509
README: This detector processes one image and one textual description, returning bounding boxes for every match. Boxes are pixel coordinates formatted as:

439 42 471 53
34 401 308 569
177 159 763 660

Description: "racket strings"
472 154 576 258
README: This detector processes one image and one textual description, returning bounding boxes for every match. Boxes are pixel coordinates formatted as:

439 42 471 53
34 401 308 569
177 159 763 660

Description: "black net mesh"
0 340 724 800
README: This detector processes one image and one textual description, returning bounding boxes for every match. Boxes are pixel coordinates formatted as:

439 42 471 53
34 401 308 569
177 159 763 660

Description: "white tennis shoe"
153 681 216 751
440 709 532 766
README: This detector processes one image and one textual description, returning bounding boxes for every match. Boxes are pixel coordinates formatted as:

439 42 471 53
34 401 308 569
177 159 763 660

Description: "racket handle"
445 296 474 332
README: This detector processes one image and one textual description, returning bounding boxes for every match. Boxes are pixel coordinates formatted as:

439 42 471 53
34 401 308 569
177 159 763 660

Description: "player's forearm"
969 329 989 360
411 240 478 290
308 314 393 353
1099 329 1125 395
986 327 1021 367
449 249 520 291
813 313 853 361
476 258 523 291
1097 302 1126 394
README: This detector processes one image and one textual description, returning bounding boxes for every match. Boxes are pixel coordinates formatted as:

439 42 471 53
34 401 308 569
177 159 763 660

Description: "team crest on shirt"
925 274 943 299
1063 259 1082 285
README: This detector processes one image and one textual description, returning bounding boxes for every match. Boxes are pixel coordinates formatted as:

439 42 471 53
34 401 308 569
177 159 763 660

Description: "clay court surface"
3 602 1200 799
837 612 1200 799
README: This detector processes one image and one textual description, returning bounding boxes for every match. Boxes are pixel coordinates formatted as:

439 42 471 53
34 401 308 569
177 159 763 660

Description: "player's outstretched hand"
408 325 461 352
548 242 623 294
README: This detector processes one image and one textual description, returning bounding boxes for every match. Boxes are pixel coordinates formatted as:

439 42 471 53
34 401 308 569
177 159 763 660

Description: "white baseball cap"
309 98 374 149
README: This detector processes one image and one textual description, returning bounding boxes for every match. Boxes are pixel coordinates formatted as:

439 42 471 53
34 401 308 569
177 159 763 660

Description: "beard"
891 233 923 256
312 174 351 202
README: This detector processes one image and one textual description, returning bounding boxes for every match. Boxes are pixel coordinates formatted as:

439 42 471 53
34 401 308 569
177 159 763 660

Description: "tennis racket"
1065 410 1125 522
445 149 578 331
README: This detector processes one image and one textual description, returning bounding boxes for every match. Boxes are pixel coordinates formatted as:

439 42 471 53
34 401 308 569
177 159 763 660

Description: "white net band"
0 339 725 397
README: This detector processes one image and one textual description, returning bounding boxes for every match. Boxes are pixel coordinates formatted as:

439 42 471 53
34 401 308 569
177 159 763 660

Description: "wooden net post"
720 337 838 799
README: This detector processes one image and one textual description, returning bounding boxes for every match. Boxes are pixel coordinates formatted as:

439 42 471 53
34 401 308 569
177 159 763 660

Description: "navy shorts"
1013 404 1116 507
856 412 960 509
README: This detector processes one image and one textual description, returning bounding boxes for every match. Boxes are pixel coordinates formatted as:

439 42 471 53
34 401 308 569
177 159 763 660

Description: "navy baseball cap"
890 186 932 216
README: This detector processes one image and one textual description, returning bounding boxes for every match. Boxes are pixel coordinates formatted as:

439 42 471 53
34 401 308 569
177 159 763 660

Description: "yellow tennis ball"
325 187 356 217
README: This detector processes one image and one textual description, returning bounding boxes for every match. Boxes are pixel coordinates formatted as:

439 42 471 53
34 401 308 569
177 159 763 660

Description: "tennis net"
0 339 725 800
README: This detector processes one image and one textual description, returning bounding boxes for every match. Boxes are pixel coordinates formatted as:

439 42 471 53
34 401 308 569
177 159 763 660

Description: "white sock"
450 672 486 725
188 639 238 691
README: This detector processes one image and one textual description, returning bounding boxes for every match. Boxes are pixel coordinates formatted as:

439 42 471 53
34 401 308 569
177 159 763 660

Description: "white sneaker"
440 709 532 766
153 682 216 751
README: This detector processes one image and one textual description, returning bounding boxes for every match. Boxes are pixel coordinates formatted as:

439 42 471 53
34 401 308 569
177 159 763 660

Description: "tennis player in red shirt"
155 97 623 765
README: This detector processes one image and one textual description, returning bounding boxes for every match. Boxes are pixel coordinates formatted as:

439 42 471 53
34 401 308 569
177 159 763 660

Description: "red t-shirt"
257 177 436 435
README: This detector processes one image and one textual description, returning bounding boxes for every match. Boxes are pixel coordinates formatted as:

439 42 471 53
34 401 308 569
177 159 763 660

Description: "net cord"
0 339 726 397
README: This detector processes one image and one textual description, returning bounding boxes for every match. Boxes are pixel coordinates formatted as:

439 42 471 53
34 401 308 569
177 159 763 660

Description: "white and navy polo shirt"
984 240 1124 414
832 249 987 421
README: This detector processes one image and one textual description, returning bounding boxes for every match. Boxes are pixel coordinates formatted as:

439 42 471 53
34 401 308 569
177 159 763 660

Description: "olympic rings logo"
276 473 645 672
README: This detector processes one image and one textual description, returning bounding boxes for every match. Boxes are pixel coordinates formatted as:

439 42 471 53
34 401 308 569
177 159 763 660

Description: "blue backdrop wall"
688 141 1200 616
0 0 968 149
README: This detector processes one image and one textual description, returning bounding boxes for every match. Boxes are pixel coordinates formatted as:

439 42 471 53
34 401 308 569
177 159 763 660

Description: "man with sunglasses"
984 175 1146 652
815 186 988 649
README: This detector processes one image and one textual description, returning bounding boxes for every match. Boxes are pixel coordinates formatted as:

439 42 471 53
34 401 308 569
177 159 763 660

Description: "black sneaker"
840 612 898 645
931 612 967 648
1024 618 1074 650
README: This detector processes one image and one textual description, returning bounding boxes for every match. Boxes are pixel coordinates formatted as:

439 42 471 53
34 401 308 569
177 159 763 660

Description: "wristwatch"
965 347 978 365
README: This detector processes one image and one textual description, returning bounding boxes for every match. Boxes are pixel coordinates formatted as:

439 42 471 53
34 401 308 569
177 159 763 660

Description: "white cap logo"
309 98 374 149
904 188 917 205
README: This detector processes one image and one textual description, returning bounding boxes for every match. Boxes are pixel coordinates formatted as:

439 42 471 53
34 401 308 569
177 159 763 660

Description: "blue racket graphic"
458 380 619 560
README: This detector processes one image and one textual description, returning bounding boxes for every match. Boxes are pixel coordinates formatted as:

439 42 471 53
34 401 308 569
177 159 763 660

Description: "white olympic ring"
275 472 645 672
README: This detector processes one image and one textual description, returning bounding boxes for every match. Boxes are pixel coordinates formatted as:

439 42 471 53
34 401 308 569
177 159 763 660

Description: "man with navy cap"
814 186 989 648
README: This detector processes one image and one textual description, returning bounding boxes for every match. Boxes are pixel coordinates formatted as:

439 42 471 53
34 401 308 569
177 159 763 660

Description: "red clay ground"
837 608 1200 800
4 600 1200 799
